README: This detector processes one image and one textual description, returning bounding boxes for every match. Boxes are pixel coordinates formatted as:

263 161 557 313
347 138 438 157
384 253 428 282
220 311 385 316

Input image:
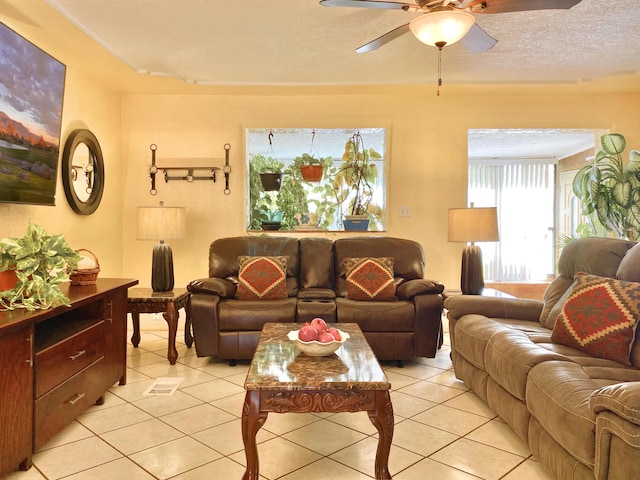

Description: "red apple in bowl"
328 327 342 341
298 324 319 342
318 331 336 343
287 327 350 356
310 317 328 333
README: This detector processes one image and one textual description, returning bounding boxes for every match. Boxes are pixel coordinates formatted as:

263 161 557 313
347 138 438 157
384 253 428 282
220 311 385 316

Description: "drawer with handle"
35 320 105 398
34 357 106 451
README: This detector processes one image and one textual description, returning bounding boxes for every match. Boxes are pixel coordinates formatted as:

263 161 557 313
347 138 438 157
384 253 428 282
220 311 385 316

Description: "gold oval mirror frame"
61 129 105 215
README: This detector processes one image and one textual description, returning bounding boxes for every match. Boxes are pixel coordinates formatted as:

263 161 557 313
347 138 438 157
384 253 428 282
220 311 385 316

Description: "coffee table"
242 323 393 480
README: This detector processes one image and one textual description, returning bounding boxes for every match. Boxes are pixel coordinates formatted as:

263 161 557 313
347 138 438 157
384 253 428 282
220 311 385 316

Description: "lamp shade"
137 205 187 241
448 207 499 243
409 10 475 47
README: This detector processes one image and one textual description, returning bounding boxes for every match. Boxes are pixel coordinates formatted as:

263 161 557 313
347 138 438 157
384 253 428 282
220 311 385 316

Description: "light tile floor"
4 315 554 480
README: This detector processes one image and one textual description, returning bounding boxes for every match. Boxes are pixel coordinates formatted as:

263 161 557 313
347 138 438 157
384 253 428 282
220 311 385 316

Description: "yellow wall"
2 3 640 291
121 86 640 290
0 65 125 278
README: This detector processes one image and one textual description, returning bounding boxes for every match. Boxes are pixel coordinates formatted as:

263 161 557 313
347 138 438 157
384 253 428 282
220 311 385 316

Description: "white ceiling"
4 1 631 159
468 128 597 161
44 0 640 87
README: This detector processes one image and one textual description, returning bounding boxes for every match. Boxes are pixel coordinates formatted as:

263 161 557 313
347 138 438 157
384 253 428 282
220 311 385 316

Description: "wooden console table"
127 288 191 365
242 323 393 480
0 278 137 477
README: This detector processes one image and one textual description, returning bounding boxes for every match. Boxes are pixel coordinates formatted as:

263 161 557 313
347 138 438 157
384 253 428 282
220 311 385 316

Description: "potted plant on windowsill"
330 132 383 231
573 133 640 240
0 223 81 311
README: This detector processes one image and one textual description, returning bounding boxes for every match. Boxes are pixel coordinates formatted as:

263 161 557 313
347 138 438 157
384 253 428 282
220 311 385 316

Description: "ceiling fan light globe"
409 10 475 47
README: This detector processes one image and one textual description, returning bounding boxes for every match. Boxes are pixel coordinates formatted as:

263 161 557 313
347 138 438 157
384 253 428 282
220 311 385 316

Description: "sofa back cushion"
539 237 636 328
333 237 424 297
299 237 334 289
209 236 300 297
617 242 640 282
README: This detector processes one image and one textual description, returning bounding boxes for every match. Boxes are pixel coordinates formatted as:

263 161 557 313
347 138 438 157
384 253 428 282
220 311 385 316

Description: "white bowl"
287 328 350 356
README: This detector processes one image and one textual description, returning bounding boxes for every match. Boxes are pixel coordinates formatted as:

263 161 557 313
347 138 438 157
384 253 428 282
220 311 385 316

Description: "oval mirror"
62 129 104 215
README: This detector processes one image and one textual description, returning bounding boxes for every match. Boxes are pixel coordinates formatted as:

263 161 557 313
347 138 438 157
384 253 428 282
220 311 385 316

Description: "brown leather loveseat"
445 237 640 480
187 236 444 362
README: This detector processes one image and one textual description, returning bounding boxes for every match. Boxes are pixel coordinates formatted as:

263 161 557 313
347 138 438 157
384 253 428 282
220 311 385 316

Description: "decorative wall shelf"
148 143 231 195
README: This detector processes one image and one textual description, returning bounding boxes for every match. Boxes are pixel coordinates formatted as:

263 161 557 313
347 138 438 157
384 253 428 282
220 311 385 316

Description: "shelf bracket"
148 143 231 195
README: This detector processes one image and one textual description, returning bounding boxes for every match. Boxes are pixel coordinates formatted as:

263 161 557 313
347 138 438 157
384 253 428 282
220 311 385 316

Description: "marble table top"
244 323 390 392
127 287 189 302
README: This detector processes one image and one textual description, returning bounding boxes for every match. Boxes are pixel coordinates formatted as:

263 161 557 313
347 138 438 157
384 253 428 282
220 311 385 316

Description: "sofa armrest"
591 382 640 426
444 295 543 322
397 279 444 300
187 277 236 298
591 384 640 479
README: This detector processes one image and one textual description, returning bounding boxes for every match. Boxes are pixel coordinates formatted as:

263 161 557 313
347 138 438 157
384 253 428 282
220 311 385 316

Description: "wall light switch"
399 205 411 217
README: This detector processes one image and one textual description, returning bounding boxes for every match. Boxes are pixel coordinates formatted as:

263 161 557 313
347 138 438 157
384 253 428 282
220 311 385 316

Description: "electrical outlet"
399 205 411 217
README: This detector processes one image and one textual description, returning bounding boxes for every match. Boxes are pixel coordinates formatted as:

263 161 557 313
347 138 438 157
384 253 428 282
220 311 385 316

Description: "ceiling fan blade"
355 23 411 53
460 23 498 53
320 0 418 11
469 0 582 14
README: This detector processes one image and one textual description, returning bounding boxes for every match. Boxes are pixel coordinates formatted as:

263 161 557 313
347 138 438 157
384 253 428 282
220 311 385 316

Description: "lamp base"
461 244 484 295
151 242 174 292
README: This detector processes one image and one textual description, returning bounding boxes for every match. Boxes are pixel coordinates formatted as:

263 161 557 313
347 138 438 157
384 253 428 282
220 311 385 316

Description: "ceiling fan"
320 0 583 54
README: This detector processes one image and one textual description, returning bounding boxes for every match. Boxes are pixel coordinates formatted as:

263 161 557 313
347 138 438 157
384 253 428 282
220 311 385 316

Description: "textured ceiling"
43 0 640 86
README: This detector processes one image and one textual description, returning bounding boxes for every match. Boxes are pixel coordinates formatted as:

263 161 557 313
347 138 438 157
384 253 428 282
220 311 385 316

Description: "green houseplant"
0 223 81 311
297 153 325 182
248 154 285 230
573 133 640 240
329 132 383 230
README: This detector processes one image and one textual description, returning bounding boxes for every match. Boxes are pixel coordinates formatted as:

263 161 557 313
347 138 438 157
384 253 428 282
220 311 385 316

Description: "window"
469 161 556 281
245 128 387 231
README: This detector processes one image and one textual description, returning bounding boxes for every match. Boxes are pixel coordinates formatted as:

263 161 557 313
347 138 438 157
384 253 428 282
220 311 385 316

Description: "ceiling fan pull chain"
436 41 446 96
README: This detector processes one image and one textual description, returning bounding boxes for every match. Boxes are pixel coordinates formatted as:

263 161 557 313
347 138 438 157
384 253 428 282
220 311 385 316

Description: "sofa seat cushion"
335 298 414 331
218 298 297 331
526 360 640 468
454 315 550 371
485 329 571 401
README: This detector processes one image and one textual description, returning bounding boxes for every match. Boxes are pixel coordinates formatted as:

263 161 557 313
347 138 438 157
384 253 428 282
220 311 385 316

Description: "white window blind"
469 162 556 281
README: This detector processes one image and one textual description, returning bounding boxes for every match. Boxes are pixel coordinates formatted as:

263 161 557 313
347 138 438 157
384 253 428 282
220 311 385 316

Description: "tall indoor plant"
0 223 81 310
330 132 383 230
573 133 640 240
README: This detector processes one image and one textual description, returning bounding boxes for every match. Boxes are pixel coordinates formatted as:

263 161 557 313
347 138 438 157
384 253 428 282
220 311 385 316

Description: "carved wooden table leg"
130 312 141 347
368 390 394 480
242 391 268 480
184 303 193 348
162 299 179 365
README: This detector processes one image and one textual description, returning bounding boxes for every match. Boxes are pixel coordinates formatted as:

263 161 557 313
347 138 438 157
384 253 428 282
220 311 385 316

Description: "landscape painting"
0 22 66 206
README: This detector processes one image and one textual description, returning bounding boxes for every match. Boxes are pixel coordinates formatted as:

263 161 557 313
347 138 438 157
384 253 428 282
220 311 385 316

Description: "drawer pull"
69 350 87 361
67 393 85 405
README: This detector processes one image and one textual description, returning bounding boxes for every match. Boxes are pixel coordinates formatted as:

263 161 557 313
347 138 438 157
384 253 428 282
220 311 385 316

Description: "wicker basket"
69 249 100 286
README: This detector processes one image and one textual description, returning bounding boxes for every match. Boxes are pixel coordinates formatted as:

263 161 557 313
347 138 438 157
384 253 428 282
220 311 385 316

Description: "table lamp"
448 204 499 295
137 202 187 292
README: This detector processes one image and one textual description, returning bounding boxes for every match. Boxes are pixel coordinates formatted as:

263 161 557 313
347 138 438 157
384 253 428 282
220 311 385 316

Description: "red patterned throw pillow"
344 257 396 301
551 273 640 365
236 256 287 300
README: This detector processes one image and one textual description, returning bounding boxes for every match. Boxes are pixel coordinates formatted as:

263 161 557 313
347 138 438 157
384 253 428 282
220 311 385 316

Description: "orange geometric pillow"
344 257 396 301
236 256 287 300
551 273 640 366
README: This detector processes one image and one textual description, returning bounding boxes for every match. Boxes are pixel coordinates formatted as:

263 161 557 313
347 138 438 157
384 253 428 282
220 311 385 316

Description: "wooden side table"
127 288 192 365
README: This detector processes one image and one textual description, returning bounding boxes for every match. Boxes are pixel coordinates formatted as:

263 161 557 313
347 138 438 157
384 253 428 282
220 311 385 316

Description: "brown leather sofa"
187 236 444 362
445 237 640 480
